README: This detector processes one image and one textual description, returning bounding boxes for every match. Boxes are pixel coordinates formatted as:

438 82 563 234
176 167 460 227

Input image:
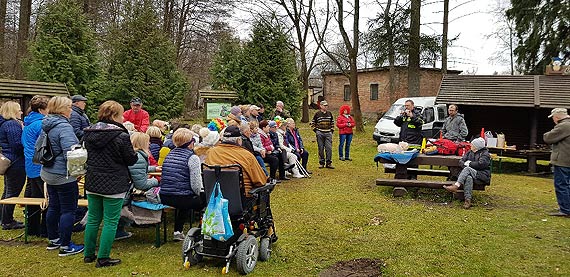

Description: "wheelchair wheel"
258 237 272 261
182 228 203 266
236 235 258 274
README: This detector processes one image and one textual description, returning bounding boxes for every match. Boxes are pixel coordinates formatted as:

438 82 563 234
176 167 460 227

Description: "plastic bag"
202 182 233 241
67 144 88 177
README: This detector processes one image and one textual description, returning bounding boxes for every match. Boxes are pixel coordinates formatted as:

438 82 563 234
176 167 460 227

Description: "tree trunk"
300 48 309 123
0 0 7 75
83 0 89 13
350 59 363 132
15 0 32 79
408 0 421 97
383 0 395 104
442 0 448 74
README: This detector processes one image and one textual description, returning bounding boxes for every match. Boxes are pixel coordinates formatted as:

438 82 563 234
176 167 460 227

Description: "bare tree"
487 0 516 75
15 0 31 79
0 0 7 74
441 0 448 74
408 0 420 97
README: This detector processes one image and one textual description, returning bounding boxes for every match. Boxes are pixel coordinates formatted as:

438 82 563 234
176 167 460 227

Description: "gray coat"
442 113 468 141
543 117 570 167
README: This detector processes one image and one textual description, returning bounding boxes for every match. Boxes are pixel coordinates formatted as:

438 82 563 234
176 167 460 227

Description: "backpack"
432 139 458 155
33 123 63 167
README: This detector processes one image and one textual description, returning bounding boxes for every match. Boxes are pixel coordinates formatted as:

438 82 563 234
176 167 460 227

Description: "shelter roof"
0 79 68 97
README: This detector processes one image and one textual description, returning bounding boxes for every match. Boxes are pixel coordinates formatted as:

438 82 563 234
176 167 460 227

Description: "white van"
372 97 448 144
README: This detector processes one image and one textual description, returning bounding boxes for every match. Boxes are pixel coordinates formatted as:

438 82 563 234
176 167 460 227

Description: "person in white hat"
544 108 570 217
444 137 491 209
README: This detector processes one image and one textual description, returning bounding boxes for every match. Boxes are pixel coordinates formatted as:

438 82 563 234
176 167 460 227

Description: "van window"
423 107 435 123
437 106 446 120
382 104 403 120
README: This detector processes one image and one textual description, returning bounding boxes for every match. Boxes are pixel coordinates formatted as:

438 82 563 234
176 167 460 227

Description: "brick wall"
322 68 450 118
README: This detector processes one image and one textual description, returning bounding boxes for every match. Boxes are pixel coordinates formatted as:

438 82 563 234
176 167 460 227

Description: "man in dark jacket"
543 108 570 217
444 137 491 209
311 100 334 169
394 99 424 145
70 95 90 140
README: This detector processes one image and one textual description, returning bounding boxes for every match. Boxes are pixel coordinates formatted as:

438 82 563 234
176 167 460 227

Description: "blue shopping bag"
202 182 234 241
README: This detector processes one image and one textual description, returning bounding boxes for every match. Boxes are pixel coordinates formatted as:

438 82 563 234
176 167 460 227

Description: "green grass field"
0 124 568 276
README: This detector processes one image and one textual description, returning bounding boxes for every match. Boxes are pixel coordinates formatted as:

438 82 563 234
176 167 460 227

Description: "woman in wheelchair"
159 128 205 241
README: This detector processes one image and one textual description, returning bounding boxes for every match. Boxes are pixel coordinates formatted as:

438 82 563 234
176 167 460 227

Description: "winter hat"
230 106 241 116
471 137 485 150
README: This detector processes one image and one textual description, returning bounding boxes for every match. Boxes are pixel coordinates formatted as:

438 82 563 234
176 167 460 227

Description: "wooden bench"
384 167 451 177
376 179 487 198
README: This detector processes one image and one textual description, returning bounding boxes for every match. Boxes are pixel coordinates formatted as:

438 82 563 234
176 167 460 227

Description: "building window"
370 84 379 100
343 85 350 101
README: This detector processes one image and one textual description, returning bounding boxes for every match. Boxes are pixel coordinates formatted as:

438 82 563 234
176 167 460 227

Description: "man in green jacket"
543 108 570 217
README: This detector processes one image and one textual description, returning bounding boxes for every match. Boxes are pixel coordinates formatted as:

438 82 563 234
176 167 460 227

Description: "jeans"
457 167 478 201
46 181 78 247
338 134 353 159
160 194 204 232
84 194 123 259
25 177 47 236
316 131 332 165
554 166 570 214
1 166 26 224
255 155 269 176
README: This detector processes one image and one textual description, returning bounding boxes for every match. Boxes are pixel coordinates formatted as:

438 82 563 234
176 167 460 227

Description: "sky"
231 0 511 75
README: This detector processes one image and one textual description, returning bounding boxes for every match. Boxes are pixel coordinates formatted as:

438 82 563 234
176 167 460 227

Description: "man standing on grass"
544 108 570 217
311 100 334 169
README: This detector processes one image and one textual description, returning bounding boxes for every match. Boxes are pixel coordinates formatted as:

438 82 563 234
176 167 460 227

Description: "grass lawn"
0 124 569 276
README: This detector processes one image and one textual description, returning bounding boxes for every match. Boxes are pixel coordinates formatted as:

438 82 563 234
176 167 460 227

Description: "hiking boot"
58 242 84 257
173 231 185 242
463 199 472 209
46 239 61 250
2 221 24 230
115 231 133 241
444 184 459 193
96 258 122 268
84 255 97 263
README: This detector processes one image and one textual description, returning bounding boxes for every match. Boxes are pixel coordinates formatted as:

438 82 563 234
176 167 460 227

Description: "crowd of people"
0 93 567 268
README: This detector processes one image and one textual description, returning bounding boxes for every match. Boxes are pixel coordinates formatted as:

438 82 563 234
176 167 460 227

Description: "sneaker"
173 231 185 242
548 211 570 217
2 221 24 230
46 239 61 250
345 158 352 161
58 242 84 257
96 258 122 268
84 255 97 263
339 157 344 161
292 174 304 178
318 164 325 169
325 164 335 169
115 231 133 241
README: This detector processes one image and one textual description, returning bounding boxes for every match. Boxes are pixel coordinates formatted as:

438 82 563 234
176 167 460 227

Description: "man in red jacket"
123 97 149 132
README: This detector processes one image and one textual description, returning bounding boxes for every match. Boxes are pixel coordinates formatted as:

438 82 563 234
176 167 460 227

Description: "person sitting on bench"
444 137 491 209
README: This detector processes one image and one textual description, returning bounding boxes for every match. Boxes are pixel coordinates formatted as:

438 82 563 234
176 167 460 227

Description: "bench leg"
154 223 161 248
393 187 407 197
163 211 167 244
24 205 29 244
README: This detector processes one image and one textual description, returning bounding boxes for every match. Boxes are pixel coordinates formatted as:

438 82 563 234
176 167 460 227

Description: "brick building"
321 66 461 117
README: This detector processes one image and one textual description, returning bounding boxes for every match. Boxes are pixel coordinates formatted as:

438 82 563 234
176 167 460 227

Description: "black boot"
96 258 122 268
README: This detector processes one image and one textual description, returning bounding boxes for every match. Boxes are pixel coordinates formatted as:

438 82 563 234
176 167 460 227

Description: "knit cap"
471 137 485 150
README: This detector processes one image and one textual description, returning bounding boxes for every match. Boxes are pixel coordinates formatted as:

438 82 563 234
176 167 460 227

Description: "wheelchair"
182 164 277 275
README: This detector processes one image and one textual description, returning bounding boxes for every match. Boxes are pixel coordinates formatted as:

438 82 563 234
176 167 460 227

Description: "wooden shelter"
436 75 570 172
0 79 69 113
198 87 238 122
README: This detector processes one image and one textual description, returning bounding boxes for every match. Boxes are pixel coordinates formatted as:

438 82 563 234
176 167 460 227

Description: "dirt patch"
319 258 384 277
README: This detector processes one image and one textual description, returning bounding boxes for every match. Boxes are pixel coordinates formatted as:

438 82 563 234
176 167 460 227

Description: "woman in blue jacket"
285 118 311 174
21 96 49 236
40 97 82 256
0 101 25 230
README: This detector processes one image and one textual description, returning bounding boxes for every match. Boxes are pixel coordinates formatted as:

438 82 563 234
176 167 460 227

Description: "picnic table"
375 153 487 198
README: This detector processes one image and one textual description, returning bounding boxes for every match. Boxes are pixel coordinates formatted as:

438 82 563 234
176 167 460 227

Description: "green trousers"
84 194 123 259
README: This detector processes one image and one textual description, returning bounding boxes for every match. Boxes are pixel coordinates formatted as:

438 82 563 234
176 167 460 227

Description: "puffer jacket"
129 150 158 191
160 147 195 196
336 105 355 135
544 117 570 167
149 137 162 160
259 131 274 152
83 121 138 195
69 105 90 140
40 115 79 175
442 113 468 141
459 147 491 184
0 116 24 169
22 111 44 177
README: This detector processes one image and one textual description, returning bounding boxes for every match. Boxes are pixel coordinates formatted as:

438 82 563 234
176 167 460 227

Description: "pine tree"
211 18 302 119
26 0 100 97
102 1 188 120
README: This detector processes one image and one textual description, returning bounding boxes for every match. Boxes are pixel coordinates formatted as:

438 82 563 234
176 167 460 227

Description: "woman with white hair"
444 137 491 209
